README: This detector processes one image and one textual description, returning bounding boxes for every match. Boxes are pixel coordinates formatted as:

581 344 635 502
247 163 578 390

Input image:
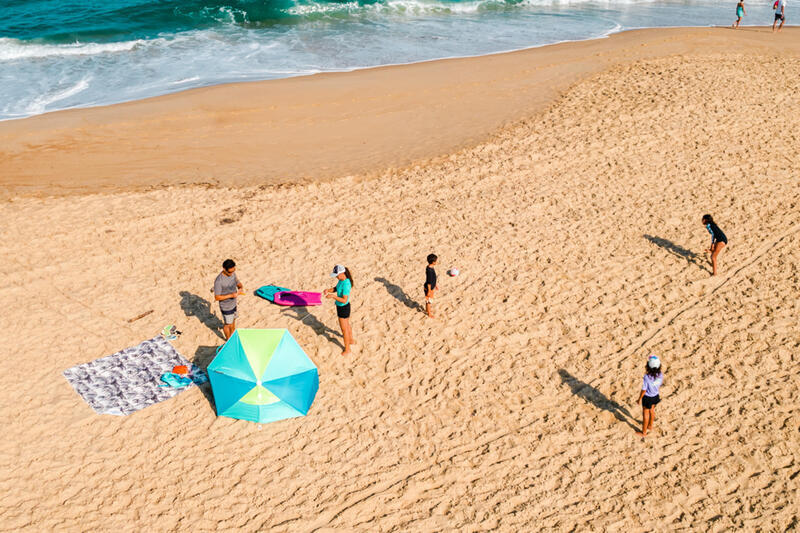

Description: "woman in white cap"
635 355 664 437
324 265 355 355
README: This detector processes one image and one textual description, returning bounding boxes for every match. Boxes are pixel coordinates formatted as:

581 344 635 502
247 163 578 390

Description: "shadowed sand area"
1 28 799 531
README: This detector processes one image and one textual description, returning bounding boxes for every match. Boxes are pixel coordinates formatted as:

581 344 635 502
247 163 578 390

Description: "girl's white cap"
330 265 346 277
647 355 661 368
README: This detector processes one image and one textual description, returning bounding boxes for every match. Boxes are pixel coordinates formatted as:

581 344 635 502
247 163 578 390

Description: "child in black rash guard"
702 214 728 276
424 254 438 318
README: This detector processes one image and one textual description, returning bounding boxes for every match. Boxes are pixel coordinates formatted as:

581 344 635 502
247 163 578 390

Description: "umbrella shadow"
282 307 344 350
643 234 707 271
374 277 424 312
192 345 218 414
557 369 639 432
179 291 225 340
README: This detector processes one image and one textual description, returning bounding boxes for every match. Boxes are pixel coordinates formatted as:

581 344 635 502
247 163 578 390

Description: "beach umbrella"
208 329 319 423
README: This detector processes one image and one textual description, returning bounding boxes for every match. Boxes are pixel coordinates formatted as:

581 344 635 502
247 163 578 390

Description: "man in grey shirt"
214 258 244 340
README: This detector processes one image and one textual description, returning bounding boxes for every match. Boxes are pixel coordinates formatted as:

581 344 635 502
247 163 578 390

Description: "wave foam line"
24 77 91 115
0 36 186 61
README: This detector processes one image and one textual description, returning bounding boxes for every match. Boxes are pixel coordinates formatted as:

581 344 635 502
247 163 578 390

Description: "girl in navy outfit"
702 214 728 276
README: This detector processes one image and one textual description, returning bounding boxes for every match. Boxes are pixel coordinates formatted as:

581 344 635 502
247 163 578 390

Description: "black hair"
702 214 713 224
344 267 354 287
646 362 663 377
427 254 438 265
222 259 236 270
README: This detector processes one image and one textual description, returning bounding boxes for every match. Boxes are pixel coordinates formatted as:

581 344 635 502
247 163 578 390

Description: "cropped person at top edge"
702 214 727 276
773 0 786 32
733 0 746 28
324 264 356 356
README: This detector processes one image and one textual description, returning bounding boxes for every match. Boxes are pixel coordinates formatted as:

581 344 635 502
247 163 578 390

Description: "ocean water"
0 0 778 120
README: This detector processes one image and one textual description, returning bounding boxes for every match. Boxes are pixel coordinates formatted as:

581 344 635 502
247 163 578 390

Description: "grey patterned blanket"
63 336 197 416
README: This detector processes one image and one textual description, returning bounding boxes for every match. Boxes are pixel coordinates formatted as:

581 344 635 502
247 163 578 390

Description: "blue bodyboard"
255 285 291 302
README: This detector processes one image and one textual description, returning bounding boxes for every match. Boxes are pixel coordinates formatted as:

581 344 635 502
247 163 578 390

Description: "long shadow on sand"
281 307 344 350
374 277 424 312
179 291 225 340
643 234 707 271
558 369 639 432
192 345 219 413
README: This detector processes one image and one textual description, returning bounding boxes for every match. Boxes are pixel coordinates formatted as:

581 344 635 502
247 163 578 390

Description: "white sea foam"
288 0 665 17
0 35 199 61
169 76 201 85
0 0 770 121
24 77 91 115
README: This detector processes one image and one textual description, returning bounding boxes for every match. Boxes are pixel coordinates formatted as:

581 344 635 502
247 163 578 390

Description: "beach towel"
63 336 198 416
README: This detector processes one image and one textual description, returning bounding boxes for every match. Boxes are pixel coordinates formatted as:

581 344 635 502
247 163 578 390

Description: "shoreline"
1 26 798 198
0 23 627 124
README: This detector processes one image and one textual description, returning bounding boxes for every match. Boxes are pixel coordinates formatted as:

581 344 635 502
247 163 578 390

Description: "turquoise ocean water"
0 0 779 120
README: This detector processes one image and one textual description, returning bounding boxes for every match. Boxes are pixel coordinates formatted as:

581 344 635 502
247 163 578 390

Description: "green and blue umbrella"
208 329 319 423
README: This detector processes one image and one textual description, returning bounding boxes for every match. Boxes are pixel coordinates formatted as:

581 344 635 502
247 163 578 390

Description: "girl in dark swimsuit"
702 214 728 276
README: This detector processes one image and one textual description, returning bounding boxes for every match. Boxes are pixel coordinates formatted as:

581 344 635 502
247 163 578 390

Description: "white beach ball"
448 268 459 277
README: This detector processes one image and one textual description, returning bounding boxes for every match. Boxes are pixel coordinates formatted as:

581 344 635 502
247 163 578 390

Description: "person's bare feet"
341 349 351 356
635 431 647 437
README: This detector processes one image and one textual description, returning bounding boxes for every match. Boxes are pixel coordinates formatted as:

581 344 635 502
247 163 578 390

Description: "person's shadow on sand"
558 369 639 432
179 291 225 340
643 234 707 271
374 277 424 312
192 345 218 413
282 307 344 350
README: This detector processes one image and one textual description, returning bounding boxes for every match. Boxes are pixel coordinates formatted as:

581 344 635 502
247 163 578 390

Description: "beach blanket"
63 336 198 416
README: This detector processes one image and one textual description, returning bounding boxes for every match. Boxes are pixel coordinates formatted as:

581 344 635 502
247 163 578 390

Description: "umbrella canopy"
208 329 319 423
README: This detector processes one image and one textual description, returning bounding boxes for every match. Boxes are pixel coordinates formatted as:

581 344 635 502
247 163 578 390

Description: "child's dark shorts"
642 395 661 409
336 303 351 319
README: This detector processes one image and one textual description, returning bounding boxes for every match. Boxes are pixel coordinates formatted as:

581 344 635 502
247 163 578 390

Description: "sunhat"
647 355 661 369
330 265 346 277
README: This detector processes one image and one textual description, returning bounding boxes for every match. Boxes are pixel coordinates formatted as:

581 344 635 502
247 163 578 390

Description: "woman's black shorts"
336 303 351 319
642 395 661 409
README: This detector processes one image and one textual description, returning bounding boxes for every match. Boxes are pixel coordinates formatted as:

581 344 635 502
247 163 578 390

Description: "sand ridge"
1 51 799 530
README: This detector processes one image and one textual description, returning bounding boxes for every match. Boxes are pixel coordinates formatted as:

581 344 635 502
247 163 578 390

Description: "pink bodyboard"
273 291 323 306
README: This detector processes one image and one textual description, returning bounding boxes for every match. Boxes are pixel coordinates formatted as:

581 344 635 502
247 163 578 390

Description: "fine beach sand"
2 28 800 531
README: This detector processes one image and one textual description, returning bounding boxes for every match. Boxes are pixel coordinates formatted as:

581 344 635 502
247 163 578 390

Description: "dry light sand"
1 29 799 531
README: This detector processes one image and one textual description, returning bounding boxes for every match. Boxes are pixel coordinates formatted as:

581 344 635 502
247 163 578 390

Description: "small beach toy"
172 365 189 375
448 268 460 277
161 325 182 340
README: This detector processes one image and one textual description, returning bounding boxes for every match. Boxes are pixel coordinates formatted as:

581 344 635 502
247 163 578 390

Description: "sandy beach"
1 27 799 531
